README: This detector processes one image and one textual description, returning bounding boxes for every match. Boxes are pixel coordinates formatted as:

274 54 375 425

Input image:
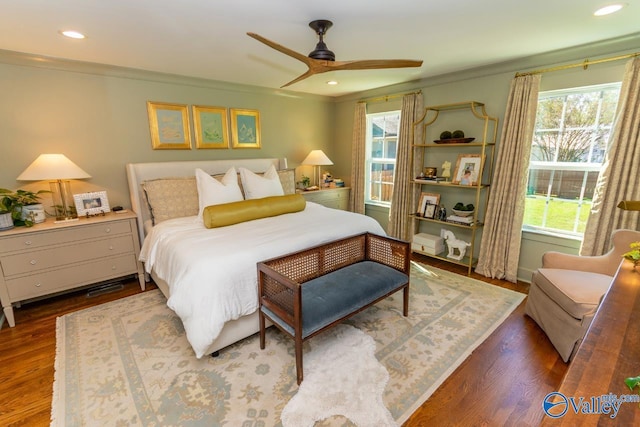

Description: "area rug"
51 263 525 426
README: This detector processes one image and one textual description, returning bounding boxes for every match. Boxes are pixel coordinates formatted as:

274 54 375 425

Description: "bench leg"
259 310 266 350
403 285 409 316
295 334 303 385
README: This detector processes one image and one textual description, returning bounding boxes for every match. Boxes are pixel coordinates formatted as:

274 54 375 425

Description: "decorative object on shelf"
301 149 333 187
192 105 229 149
334 178 345 187
438 204 447 221
16 154 91 222
441 161 451 181
417 192 440 218
434 137 475 144
452 202 475 217
452 154 484 186
73 191 111 217
424 167 437 178
146 101 192 150
442 230 471 261
230 108 261 149
0 188 50 228
322 171 333 188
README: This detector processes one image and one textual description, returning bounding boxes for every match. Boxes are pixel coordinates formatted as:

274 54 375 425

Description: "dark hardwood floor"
0 256 567 426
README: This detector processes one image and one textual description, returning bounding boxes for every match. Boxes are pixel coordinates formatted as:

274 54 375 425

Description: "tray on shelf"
433 137 475 144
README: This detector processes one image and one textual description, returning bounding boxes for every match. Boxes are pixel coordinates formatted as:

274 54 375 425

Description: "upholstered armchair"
525 229 640 362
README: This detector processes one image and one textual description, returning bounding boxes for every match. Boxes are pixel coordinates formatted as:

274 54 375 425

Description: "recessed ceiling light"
594 4 625 16
326 80 338 85
60 30 86 39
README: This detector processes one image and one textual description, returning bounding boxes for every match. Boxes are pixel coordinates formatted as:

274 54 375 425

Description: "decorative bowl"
452 209 475 217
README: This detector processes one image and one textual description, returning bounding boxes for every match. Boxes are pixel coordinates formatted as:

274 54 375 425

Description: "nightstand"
298 187 351 210
0 211 145 327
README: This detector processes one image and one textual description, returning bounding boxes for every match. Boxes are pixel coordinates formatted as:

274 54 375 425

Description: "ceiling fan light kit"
247 19 423 88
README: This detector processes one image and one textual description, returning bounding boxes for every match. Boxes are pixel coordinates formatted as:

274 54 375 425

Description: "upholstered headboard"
126 158 287 244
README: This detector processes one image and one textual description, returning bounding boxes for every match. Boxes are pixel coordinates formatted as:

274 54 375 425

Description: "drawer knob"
109 246 114 250
24 240 32 246
35 283 41 287
30 259 37 265
105 227 111 233
111 265 117 270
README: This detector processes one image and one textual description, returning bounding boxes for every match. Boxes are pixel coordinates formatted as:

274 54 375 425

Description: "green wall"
0 54 334 209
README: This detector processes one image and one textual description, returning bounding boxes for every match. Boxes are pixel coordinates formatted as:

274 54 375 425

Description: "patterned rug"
51 263 525 426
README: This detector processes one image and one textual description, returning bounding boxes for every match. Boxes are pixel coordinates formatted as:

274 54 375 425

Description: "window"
365 111 400 206
523 83 620 237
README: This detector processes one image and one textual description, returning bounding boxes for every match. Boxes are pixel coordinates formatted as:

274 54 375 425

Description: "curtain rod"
515 52 639 77
358 90 422 104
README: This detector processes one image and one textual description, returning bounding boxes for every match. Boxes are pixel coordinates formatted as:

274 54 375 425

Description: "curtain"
580 57 640 256
349 102 366 214
387 92 423 240
475 74 541 282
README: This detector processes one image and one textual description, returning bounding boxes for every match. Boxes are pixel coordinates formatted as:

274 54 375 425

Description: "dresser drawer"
0 220 132 254
1 235 135 276
5 254 138 301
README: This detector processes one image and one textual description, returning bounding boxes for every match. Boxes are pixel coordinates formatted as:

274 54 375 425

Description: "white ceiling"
0 0 638 97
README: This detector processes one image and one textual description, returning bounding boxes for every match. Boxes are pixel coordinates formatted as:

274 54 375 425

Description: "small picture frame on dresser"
73 191 111 217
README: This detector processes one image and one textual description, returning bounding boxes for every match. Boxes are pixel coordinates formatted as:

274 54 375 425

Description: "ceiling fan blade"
280 70 316 88
247 32 311 65
329 59 423 71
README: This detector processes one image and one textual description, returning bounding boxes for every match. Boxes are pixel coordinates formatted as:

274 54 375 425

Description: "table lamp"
17 154 91 222
301 149 333 188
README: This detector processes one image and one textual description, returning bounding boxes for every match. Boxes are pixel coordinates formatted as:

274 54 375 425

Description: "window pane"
371 139 383 158
386 140 397 158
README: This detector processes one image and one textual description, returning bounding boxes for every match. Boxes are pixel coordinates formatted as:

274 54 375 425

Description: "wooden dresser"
0 211 145 327
298 187 350 210
541 260 640 425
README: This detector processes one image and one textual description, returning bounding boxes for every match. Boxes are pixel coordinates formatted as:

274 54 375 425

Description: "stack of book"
446 215 475 226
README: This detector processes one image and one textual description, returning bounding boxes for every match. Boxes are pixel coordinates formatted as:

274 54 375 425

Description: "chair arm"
542 251 614 276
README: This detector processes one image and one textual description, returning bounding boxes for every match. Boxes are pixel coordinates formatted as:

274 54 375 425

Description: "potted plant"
623 241 640 270
0 188 50 228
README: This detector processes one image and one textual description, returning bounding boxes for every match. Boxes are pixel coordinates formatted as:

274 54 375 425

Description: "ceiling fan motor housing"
308 20 335 61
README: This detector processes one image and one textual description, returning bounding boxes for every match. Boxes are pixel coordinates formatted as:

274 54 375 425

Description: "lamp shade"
301 150 333 166
17 154 91 181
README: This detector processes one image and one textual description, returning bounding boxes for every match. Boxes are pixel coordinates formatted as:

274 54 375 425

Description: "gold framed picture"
452 154 484 186
192 105 229 149
230 108 261 149
417 192 440 219
146 101 192 150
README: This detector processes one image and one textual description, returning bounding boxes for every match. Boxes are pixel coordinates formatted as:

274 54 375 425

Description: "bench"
257 232 410 384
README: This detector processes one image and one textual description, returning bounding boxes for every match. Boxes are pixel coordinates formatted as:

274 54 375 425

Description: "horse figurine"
442 230 471 260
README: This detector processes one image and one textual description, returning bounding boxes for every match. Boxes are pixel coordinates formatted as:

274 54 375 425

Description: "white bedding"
139 201 385 357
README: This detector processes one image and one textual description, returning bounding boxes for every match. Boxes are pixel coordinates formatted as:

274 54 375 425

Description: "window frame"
522 82 621 238
364 111 401 207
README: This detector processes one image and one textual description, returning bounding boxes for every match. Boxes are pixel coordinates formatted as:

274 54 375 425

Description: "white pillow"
239 165 285 199
195 167 244 221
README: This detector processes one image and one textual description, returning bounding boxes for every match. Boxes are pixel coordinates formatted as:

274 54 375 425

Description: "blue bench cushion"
261 260 408 338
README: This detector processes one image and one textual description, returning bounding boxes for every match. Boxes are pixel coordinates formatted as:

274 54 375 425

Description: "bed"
126 158 386 358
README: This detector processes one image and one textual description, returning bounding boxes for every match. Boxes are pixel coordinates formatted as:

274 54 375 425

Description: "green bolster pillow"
203 194 306 228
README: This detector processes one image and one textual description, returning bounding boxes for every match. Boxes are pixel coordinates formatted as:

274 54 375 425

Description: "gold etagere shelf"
407 101 498 275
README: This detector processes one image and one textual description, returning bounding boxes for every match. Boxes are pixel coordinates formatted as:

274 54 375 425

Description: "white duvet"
139 202 385 358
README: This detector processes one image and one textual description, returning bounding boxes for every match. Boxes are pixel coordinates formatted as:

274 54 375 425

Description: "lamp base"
50 180 79 222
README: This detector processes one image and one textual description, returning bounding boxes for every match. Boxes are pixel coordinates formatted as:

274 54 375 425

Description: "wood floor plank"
0 259 566 426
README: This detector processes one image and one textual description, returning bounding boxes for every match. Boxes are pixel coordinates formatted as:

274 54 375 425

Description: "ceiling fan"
247 20 423 88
